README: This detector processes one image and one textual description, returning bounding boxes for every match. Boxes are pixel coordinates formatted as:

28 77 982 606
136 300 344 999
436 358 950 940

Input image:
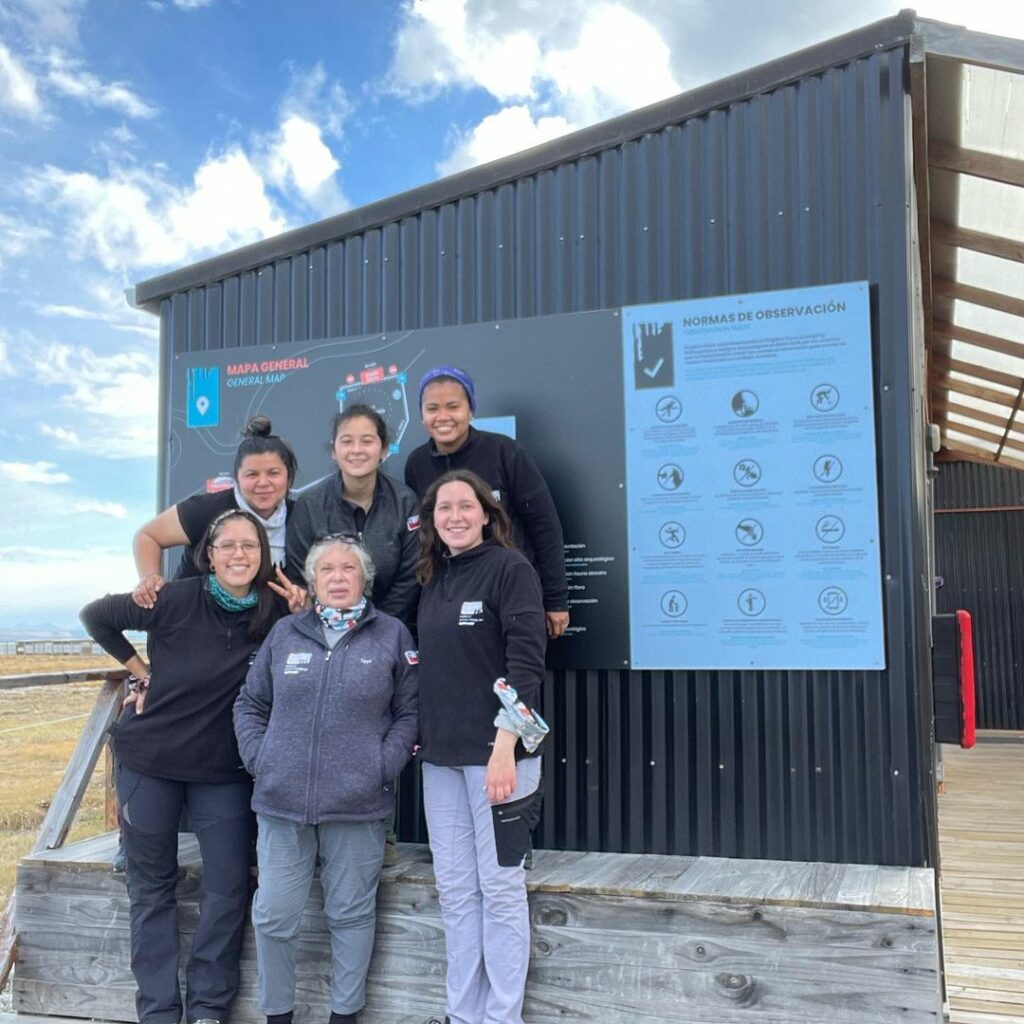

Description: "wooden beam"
0 669 127 990
0 669 124 692
32 677 124 854
934 397 1024 436
942 417 1024 454
939 436 1024 472
933 354 1024 391
910 55 934 424
932 319 1024 361
0 894 13 993
933 277 1024 320
930 141 1024 188
931 221 1024 264
936 375 1018 409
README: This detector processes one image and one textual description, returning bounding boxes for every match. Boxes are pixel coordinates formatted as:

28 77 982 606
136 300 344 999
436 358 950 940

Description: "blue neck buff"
207 575 258 611
316 597 367 631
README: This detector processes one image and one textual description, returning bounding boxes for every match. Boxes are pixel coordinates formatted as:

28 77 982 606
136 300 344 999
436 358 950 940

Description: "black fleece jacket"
417 541 546 766
80 576 278 783
284 471 420 625
404 427 568 612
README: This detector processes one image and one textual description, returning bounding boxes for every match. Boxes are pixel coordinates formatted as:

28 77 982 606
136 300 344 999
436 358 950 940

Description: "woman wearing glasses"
285 405 420 626
80 510 306 1024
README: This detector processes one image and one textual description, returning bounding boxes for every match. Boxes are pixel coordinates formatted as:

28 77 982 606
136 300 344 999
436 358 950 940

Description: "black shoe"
328 1013 357 1024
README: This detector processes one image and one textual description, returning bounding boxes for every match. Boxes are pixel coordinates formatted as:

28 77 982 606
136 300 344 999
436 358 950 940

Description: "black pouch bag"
491 772 545 867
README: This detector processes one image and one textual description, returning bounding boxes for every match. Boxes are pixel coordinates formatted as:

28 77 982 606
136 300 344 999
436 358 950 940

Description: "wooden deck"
10 834 939 1024
938 735 1024 1024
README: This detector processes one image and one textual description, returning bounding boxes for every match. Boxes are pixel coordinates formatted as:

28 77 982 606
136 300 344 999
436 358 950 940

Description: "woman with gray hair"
233 535 419 1024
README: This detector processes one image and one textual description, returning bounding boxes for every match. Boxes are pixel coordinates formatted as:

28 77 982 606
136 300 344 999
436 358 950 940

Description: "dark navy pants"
116 764 254 1024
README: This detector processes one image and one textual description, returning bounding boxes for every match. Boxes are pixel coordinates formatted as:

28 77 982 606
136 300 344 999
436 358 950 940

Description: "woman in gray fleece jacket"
233 536 418 1024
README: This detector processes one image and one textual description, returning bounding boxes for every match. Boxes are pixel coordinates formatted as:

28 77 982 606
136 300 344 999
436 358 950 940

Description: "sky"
1 0 1021 633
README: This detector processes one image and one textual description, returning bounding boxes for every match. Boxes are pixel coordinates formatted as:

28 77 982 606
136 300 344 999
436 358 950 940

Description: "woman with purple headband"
403 365 570 639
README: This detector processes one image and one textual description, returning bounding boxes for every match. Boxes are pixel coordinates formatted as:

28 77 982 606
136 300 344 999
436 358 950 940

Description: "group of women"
80 366 568 1024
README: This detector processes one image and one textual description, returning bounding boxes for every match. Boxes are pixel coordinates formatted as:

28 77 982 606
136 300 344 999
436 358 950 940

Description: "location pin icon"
196 396 210 415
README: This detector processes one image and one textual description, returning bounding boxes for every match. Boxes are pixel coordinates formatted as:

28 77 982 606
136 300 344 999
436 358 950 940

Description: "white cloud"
914 0 1024 38
389 0 541 101
390 1 680 175
0 328 15 377
539 4 678 124
0 0 83 49
436 105 572 176
264 114 347 216
72 499 128 519
0 545 138 626
45 52 158 119
0 38 43 118
280 62 351 138
40 423 80 447
0 212 51 269
25 150 287 271
0 460 71 484
253 63 351 216
25 340 159 459
34 301 160 338
172 0 216 8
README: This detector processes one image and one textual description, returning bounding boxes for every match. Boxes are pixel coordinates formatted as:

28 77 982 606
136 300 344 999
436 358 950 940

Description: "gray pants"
251 814 388 1015
422 758 541 1024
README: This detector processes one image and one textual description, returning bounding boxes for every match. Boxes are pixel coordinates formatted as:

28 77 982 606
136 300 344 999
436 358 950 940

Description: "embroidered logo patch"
459 600 484 626
406 515 420 531
284 650 312 675
405 650 419 665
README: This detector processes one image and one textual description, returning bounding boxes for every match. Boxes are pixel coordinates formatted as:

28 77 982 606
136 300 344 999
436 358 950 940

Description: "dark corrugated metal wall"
158 48 931 865
935 461 1024 729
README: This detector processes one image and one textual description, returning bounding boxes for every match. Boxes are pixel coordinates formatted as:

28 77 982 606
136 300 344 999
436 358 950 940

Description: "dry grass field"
0 655 120 905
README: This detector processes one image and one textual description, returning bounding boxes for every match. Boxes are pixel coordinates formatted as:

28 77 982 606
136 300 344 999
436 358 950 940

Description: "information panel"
168 314 629 670
622 281 885 670
168 281 884 671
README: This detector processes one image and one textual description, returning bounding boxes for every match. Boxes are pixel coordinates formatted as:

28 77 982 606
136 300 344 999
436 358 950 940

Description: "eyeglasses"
318 532 361 542
210 541 260 554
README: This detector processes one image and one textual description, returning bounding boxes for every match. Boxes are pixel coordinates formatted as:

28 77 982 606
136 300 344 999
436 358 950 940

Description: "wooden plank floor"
938 735 1024 1024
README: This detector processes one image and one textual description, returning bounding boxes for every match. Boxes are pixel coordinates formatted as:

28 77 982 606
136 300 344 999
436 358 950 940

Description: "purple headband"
418 366 476 412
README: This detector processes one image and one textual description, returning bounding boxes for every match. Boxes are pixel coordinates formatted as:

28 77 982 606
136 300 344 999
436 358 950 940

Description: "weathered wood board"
12 833 939 1024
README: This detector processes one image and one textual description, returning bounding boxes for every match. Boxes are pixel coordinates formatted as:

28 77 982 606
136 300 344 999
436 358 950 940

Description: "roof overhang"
914 20 1024 470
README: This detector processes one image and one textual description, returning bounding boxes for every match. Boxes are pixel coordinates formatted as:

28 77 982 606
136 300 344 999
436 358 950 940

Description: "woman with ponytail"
132 416 298 608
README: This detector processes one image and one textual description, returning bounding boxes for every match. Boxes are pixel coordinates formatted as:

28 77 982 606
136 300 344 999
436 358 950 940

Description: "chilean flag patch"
405 650 419 665
406 515 420 531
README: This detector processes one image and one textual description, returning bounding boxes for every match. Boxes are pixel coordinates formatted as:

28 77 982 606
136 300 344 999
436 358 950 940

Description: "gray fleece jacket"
233 604 418 824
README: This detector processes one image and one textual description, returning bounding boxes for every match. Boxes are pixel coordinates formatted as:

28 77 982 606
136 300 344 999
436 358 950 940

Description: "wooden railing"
0 669 128 990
